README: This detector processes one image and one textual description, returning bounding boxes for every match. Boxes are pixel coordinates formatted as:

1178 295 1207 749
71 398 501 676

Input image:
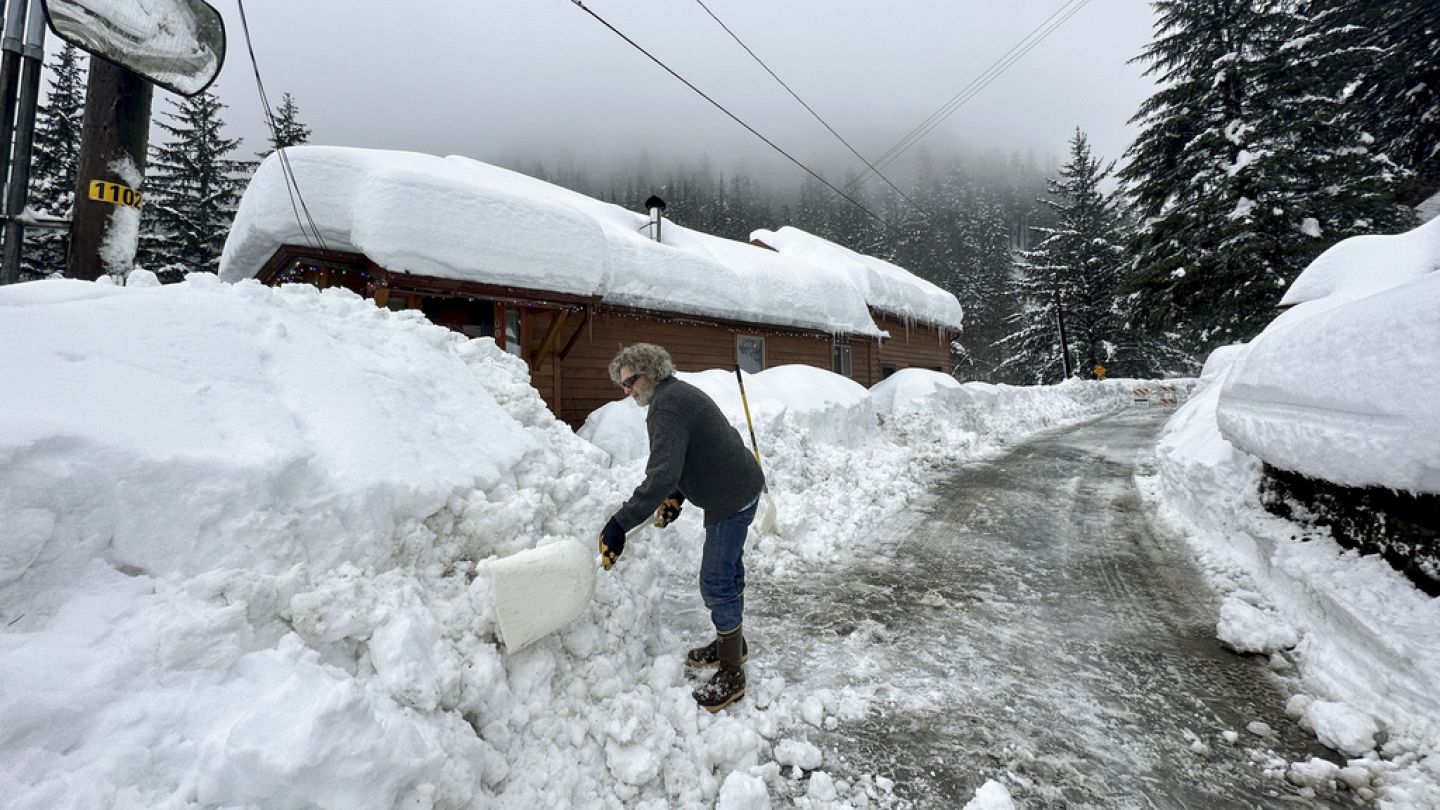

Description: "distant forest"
517 1 1439 384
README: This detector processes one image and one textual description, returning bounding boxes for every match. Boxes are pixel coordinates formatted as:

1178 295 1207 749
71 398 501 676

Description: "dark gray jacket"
612 377 765 529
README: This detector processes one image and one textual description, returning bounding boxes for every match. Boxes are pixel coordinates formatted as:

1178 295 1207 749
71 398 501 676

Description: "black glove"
598 518 626 571
654 491 685 528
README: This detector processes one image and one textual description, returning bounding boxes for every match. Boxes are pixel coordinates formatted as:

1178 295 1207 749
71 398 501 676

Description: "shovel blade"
754 492 777 536
488 538 596 653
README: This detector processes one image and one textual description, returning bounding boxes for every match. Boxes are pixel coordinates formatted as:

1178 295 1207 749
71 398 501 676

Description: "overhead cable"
870 0 1096 178
569 0 893 231
691 0 935 221
235 0 328 252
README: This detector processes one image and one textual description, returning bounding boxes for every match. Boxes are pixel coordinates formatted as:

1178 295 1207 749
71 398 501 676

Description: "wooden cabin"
227 147 962 428
257 243 884 427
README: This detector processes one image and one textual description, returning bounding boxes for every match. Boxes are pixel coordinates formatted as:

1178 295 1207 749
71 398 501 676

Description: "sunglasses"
620 372 643 391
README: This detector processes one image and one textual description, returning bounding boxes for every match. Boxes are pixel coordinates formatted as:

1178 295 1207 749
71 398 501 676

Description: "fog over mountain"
186 0 1154 180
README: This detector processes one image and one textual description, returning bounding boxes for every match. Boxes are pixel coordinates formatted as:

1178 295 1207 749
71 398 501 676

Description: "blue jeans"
700 498 758 634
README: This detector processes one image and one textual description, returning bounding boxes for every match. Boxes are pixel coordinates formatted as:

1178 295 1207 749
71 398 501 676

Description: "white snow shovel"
488 525 644 653
735 368 777 535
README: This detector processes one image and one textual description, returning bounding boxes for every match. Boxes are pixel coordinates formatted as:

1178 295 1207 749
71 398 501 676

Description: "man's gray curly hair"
609 343 676 385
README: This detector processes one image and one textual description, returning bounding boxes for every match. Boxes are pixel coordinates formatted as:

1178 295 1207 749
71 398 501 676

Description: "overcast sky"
69 0 1160 184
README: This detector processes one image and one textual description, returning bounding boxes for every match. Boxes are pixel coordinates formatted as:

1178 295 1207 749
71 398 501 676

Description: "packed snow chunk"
774 738 823 771
1217 596 1299 654
717 770 771 809
1287 757 1341 789
1304 700 1379 756
806 771 838 801
963 779 1016 809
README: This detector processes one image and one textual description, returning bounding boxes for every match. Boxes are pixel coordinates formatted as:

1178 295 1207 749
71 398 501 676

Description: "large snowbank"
1147 347 1440 807
1217 216 1440 493
220 146 882 338
0 276 1153 807
752 225 965 331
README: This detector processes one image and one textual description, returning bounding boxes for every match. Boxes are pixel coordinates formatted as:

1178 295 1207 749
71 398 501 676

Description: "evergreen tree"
1000 130 1127 383
1120 0 1293 357
1328 0 1440 205
1122 0 1419 357
25 43 87 278
259 92 312 157
140 89 255 281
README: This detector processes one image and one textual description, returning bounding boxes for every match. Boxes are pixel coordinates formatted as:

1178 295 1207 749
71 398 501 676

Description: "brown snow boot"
693 626 746 713
686 633 749 668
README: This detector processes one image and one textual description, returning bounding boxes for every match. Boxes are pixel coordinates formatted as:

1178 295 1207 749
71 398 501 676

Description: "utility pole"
67 57 151 281
1053 279 1072 379
0 0 46 284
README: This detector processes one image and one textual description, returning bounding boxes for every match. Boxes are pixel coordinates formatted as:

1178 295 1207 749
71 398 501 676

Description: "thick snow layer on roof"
1217 217 1440 493
750 226 964 331
220 146 880 336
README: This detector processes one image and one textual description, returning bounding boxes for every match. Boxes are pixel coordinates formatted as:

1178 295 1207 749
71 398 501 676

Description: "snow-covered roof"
220 146 881 337
750 226 964 332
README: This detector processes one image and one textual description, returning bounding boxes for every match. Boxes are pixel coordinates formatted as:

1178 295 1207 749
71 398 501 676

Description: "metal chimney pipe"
644 194 666 243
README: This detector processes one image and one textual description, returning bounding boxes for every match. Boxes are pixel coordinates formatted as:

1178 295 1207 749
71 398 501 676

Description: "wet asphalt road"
749 409 1363 809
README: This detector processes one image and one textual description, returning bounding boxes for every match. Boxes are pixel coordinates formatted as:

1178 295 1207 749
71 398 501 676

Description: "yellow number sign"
88 180 144 210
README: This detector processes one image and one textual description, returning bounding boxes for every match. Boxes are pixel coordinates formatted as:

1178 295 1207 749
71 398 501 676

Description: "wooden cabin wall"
525 310 840 428
873 314 955 379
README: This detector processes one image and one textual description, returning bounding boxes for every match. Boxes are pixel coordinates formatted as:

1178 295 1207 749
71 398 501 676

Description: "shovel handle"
734 368 764 470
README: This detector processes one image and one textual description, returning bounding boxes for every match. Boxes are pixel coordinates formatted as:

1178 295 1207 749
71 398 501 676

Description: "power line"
690 0 935 221
870 0 1096 177
235 0 328 253
568 0 893 230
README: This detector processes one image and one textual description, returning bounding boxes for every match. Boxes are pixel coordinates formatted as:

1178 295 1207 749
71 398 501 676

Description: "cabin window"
832 344 853 377
881 365 897 379
503 305 523 357
737 335 765 373
384 291 416 311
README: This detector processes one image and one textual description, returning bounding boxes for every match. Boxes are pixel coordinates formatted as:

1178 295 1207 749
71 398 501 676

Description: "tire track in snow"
748 409 1365 809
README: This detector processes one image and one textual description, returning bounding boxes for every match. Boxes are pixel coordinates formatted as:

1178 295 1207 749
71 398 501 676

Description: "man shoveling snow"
597 344 765 713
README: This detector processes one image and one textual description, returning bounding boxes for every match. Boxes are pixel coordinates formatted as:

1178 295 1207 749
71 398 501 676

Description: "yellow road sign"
88 180 144 210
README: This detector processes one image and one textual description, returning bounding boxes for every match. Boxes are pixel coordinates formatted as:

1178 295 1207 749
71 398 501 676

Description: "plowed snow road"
749 409 1360 808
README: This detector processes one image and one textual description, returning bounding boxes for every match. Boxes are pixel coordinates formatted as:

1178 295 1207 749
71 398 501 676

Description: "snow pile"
221 146 881 337
584 368 1175 573
1216 215 1440 493
0 276 1170 808
1157 222 1440 808
752 225 965 331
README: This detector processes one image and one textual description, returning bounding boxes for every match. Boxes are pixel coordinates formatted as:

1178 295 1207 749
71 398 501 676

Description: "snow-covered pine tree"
1119 0 1292 357
25 43 87 278
259 91 312 157
999 129 1126 384
1327 0 1440 205
1243 3 1416 251
140 89 255 282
